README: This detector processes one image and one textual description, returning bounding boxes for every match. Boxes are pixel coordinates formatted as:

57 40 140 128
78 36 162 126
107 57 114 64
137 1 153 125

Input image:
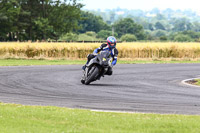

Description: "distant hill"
83 8 200 24
82 8 200 42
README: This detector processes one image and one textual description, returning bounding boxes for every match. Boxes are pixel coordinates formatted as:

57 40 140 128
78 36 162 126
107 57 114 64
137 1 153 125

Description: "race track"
0 64 200 115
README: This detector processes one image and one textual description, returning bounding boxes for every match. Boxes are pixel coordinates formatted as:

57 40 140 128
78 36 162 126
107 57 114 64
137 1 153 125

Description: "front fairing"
86 50 112 75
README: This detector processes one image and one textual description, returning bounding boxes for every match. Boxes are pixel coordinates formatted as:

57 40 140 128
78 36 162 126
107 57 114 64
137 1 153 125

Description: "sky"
81 0 200 11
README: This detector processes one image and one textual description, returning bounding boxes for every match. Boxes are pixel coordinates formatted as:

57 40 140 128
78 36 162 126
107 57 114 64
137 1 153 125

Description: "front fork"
82 65 107 81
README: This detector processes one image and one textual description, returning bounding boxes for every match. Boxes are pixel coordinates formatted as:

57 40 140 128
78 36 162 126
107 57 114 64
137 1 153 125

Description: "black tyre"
85 66 99 85
81 79 85 84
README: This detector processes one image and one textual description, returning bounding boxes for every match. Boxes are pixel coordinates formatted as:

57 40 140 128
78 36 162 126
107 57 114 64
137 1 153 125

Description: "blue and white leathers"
93 43 118 66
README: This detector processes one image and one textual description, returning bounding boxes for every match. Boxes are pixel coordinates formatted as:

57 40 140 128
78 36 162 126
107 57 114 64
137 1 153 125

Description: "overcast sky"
81 0 200 11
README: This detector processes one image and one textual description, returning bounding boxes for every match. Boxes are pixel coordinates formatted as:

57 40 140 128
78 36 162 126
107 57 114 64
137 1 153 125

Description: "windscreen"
100 50 110 58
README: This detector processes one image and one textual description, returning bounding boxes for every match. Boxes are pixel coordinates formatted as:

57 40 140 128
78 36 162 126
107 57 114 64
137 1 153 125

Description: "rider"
82 36 118 75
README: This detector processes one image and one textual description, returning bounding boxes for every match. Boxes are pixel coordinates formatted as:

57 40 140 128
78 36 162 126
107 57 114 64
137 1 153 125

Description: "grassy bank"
0 103 200 133
1 59 200 66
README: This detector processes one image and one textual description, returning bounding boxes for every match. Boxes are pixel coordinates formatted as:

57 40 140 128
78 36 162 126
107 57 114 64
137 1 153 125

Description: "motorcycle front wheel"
85 66 99 85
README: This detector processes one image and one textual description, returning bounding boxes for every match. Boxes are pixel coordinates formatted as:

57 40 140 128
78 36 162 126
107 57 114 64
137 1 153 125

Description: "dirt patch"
185 80 198 85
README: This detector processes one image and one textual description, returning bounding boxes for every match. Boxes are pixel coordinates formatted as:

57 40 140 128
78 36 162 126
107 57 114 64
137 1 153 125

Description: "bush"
144 30 154 40
59 33 78 41
85 31 97 37
174 34 193 42
160 36 168 41
97 30 118 40
152 30 167 37
120 34 137 42
77 34 101 41
182 31 200 39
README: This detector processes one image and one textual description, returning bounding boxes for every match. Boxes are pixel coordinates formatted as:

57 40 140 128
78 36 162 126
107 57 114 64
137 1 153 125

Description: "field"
1 42 200 60
0 103 200 133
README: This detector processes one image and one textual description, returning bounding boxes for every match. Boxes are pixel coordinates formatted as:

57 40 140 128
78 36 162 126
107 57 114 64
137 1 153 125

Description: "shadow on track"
88 83 132 88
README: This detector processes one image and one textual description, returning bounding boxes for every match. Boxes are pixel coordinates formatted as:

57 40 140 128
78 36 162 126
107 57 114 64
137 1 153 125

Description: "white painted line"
90 109 138 114
181 78 200 88
90 109 184 115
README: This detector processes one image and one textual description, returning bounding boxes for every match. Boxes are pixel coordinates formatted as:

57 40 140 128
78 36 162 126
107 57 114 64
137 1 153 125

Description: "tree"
48 0 83 40
33 18 54 40
97 30 118 39
0 0 20 41
152 30 167 37
192 22 200 32
155 22 165 30
180 30 200 41
159 36 168 41
148 23 154 31
120 34 137 42
114 18 146 40
172 18 193 32
0 0 83 41
78 11 110 33
155 14 166 20
174 34 192 42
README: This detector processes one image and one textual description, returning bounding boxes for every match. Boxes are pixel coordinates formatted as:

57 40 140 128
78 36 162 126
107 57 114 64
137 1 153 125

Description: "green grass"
118 60 200 64
194 79 200 86
1 59 200 66
0 59 86 66
0 103 200 133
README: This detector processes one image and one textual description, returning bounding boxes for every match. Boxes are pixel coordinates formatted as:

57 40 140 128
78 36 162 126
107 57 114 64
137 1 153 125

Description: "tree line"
1 1 200 42
0 0 83 41
63 10 200 42
88 8 200 42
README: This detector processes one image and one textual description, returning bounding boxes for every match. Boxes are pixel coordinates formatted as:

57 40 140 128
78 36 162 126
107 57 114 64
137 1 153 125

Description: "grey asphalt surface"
0 64 200 115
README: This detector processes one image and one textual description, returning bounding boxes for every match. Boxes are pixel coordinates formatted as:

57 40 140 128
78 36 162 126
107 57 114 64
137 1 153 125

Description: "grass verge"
0 59 86 66
0 103 200 133
194 79 200 86
1 59 200 66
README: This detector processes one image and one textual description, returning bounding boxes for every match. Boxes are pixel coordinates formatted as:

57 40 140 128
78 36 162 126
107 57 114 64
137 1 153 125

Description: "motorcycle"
81 50 113 85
